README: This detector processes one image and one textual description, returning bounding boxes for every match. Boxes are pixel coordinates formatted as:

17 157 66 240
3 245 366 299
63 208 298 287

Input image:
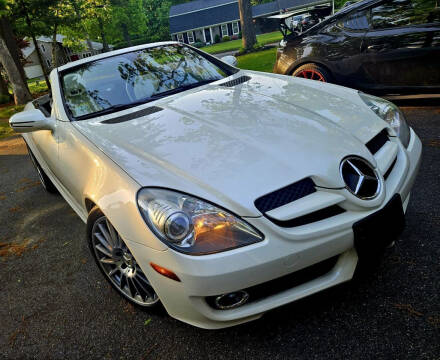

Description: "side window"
342 10 370 30
371 0 440 29
322 10 369 34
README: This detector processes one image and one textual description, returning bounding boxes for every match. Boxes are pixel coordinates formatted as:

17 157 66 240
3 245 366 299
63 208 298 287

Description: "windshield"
61 44 230 119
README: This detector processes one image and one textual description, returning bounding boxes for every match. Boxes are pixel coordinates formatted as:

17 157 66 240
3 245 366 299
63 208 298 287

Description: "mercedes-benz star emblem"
340 156 381 199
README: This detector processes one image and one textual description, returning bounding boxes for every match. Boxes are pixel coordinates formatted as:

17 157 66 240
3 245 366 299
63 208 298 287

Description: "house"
21 35 108 79
169 0 332 45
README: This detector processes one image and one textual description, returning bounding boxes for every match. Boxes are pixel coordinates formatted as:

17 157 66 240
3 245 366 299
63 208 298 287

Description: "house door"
204 28 211 43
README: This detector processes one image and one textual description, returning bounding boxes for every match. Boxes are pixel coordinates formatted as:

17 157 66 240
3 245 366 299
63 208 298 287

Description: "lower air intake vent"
219 76 251 87
206 255 338 309
101 106 163 124
267 205 345 227
366 129 389 154
255 178 316 213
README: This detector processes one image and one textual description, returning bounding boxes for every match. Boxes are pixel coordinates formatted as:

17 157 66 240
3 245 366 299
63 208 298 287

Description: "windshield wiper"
74 79 218 121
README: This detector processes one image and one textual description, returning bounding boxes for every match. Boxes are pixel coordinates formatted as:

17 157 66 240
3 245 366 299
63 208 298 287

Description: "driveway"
0 106 439 359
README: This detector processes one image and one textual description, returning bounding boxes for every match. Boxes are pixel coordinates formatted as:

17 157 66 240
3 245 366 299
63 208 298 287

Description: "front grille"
219 75 251 87
206 255 339 309
267 205 345 228
255 178 316 213
366 129 389 154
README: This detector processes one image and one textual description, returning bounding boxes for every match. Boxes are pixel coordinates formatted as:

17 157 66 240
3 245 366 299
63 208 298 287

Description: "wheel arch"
84 198 97 213
287 59 334 78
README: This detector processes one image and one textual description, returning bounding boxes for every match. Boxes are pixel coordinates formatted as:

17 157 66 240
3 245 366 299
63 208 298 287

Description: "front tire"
292 63 332 82
87 207 160 308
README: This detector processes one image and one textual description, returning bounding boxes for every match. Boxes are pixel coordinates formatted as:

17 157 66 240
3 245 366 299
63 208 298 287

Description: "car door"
29 102 59 180
360 0 440 91
317 9 370 88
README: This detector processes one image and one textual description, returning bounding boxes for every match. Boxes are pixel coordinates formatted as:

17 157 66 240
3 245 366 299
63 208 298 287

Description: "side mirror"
221 55 238 67
9 109 53 134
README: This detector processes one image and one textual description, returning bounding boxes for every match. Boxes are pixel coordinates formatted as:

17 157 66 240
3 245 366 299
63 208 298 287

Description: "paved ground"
0 106 439 359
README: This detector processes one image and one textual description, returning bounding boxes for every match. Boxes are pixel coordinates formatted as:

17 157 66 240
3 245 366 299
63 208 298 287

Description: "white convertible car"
10 42 422 329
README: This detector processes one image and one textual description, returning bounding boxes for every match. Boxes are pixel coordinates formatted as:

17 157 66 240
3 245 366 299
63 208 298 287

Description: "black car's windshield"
61 44 230 119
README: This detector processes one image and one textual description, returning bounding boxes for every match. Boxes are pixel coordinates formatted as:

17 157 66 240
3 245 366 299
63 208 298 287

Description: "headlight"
137 188 264 255
359 92 410 148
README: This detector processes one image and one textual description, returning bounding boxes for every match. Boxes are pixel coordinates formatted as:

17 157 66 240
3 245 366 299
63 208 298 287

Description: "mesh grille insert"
219 76 251 87
366 129 389 154
254 178 316 213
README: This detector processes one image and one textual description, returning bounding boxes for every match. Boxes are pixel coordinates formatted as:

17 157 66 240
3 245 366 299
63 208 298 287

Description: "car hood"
73 71 387 216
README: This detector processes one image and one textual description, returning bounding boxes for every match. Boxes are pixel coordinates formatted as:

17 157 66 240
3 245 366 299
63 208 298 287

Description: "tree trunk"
98 17 109 52
31 35 51 91
0 17 28 86
0 71 12 101
51 23 58 68
21 2 51 90
121 23 132 46
0 37 32 105
86 38 94 52
238 0 256 50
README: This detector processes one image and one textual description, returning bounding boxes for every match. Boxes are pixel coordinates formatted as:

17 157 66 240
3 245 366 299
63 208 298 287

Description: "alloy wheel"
295 69 326 81
91 216 159 306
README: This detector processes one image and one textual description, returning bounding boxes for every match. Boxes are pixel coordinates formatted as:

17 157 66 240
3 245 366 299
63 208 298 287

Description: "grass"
236 47 277 73
0 105 24 140
0 104 25 119
0 119 15 139
0 78 47 140
200 31 283 54
27 79 49 94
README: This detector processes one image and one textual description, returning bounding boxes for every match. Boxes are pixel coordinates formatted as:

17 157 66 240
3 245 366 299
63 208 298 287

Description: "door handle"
367 44 383 52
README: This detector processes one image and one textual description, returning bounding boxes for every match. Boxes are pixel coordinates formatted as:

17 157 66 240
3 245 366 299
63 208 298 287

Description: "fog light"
214 290 249 310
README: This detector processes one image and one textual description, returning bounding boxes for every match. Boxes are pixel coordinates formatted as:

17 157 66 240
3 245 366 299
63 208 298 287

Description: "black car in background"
273 0 440 95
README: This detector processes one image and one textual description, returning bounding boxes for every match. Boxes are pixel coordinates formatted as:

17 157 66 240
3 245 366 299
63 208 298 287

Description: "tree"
0 16 27 84
9 0 59 90
108 0 146 46
238 0 256 50
0 35 32 104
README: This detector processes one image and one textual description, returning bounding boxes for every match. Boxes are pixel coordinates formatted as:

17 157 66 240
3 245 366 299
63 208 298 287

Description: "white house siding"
24 64 43 79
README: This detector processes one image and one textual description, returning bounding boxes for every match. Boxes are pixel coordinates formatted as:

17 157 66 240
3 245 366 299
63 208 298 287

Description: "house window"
232 21 239 34
221 24 228 37
41 44 46 52
187 31 195 44
177 33 184 43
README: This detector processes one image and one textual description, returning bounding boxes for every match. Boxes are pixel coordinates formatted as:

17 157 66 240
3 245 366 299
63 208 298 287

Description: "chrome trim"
339 156 382 200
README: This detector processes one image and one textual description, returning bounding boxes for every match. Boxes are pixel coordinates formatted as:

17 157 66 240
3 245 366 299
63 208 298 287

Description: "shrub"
0 94 11 105
193 42 204 48
221 36 231 42
237 42 264 55
214 34 220 43
238 31 242 39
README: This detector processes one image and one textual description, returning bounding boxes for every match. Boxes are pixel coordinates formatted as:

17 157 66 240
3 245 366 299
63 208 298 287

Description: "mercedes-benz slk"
10 42 422 329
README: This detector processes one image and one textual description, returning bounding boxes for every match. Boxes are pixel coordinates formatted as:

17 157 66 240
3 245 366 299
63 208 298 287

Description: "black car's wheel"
292 64 332 82
87 206 160 308
27 145 58 194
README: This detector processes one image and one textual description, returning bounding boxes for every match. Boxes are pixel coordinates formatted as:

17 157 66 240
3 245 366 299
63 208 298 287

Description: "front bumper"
127 128 422 329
